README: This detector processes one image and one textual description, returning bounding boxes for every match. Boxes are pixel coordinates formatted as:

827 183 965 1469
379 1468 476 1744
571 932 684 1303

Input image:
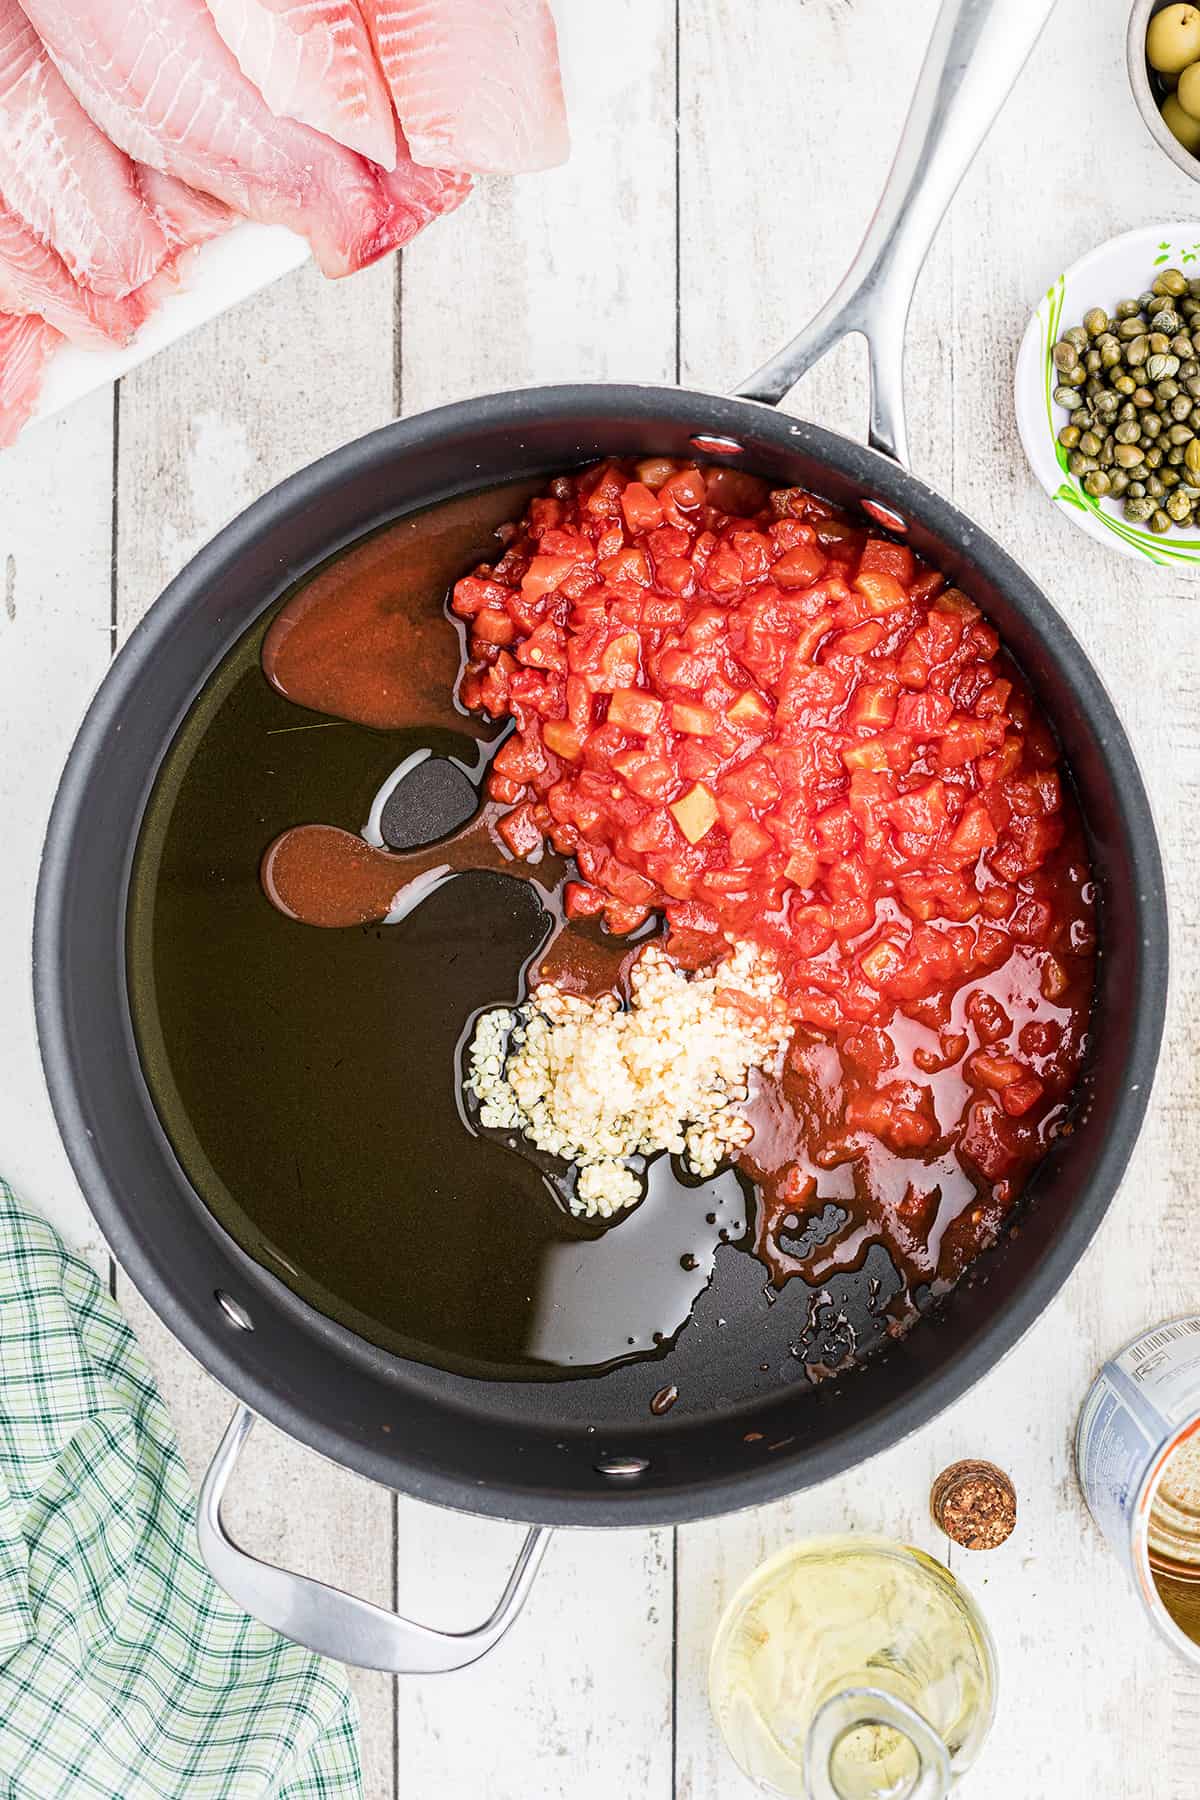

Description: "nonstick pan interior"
34 386 1167 1526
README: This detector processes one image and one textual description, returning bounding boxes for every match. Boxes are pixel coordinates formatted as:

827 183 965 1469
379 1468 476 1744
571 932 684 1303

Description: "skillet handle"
196 1407 551 1673
735 0 1057 464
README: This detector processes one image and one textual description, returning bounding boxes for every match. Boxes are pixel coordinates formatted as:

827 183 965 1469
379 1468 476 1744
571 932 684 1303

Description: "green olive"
1148 6 1200 75
1178 59 1200 117
1162 91 1200 152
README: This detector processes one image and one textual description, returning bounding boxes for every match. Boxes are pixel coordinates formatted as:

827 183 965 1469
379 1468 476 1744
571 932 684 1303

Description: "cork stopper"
931 1459 1016 1550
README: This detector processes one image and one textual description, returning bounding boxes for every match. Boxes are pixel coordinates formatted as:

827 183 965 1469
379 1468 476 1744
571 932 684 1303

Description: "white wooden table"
3 2 1200 1794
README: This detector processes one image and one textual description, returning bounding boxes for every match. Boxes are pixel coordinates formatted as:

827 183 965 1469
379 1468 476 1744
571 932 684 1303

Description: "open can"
1076 1316 1200 1661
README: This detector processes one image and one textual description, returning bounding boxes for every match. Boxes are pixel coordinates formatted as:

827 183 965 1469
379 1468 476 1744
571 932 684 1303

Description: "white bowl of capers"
1014 223 1200 566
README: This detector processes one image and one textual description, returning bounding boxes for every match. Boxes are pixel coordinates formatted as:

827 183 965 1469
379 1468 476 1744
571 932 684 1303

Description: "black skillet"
33 0 1168 1671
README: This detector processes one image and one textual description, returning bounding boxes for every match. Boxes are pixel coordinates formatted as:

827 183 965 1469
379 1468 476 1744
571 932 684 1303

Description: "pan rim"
34 382 1169 1526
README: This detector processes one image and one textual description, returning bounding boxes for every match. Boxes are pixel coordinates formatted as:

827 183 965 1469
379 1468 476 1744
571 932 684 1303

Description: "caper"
1172 393 1193 419
1157 378 1182 400
1152 309 1183 335
1128 480 1147 498
1186 437 1200 479
1110 471 1131 496
1154 268 1189 298
1117 317 1145 340
1115 419 1141 443
1168 490 1194 521
1054 385 1083 410
1078 429 1101 455
1085 350 1102 375
1133 386 1155 407
1125 496 1155 521
1115 375 1136 396
1147 447 1165 470
1052 340 1079 372
1114 442 1143 466
1150 508 1173 533
1067 450 1092 475
1143 412 1163 437
1169 421 1196 444
1094 390 1121 416
1148 332 1170 356
1127 334 1150 366
1058 422 1082 449
1098 336 1123 368
1181 358 1200 378
1130 464 1151 482
1148 353 1181 381
1172 334 1194 357
1115 298 1140 319
1065 324 1089 351
1148 475 1167 499
1082 306 1107 336
1086 376 1105 399
1168 446 1186 467
1082 470 1111 497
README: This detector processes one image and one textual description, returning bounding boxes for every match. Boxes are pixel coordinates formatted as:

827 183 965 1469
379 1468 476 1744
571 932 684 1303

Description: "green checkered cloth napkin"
0 1177 362 1799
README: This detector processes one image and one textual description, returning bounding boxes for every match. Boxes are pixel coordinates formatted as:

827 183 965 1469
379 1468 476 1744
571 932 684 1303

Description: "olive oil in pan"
127 483 759 1381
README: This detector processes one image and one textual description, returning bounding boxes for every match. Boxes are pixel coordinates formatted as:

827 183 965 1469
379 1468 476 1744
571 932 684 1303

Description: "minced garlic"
464 942 791 1219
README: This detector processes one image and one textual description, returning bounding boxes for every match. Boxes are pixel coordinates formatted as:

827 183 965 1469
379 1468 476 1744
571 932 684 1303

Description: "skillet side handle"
735 0 1058 465
196 1407 551 1673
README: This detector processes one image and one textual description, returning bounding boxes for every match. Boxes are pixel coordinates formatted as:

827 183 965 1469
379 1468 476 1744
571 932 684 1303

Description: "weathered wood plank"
0 392 113 1255
674 3 962 1793
676 0 1200 1795
120 1284 397 1800
394 4 679 1795
113 255 399 1800
933 0 1200 1789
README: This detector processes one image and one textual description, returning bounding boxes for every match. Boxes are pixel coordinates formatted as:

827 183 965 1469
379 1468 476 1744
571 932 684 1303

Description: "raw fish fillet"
360 0 568 174
204 0 396 168
0 196 146 344
0 0 166 297
0 309 58 445
21 0 470 278
134 166 235 252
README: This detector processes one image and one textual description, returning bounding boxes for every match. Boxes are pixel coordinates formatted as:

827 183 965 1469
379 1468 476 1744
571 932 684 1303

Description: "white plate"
1014 221 1200 567
31 222 310 425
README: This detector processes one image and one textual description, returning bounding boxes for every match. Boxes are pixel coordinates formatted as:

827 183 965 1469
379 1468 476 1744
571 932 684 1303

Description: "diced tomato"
670 782 719 844
853 569 910 615
858 538 915 584
607 688 663 734
728 820 774 864
449 458 1093 1222
620 481 664 533
496 802 544 859
773 544 827 588
670 700 718 735
728 689 772 728
542 719 585 761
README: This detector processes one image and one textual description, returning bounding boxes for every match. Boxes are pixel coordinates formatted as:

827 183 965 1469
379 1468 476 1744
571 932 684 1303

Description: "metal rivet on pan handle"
215 1290 254 1331
197 1406 551 1673
861 499 909 534
595 1455 650 1479
689 434 744 456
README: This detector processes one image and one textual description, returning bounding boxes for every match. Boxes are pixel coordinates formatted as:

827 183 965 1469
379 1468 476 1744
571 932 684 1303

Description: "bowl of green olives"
1129 1 1200 173
1015 224 1200 565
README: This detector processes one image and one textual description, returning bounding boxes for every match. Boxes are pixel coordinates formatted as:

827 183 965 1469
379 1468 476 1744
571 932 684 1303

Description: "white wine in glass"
708 1535 996 1799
